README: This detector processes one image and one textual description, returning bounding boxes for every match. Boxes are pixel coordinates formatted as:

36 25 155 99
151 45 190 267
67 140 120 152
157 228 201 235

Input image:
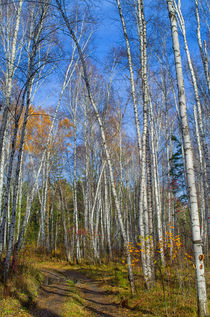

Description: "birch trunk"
167 1 208 315
84 103 89 253
73 111 80 263
104 169 112 258
90 162 106 261
146 131 155 265
16 154 23 241
194 0 209 92
59 184 71 263
193 106 207 246
4 1 49 275
166 128 173 258
0 128 7 219
116 0 143 236
0 100 26 256
56 0 136 294
173 0 209 239
149 102 165 264
0 0 23 163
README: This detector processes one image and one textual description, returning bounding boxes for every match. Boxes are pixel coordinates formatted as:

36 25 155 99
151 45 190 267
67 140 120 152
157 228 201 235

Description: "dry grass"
62 279 92 317
75 261 207 317
0 249 209 317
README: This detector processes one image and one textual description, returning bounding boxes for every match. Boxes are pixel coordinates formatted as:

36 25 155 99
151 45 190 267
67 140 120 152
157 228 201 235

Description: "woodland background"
0 0 209 316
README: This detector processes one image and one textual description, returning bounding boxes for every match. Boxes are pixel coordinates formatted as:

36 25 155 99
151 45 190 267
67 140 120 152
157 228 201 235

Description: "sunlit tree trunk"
4 1 49 276
146 131 155 270
104 168 112 258
167 1 208 315
166 127 173 258
56 0 136 294
59 183 71 263
84 102 89 254
173 0 209 241
0 126 8 219
193 106 207 246
0 0 23 164
72 108 80 263
194 0 209 92
40 156 48 248
90 161 106 261
0 96 26 257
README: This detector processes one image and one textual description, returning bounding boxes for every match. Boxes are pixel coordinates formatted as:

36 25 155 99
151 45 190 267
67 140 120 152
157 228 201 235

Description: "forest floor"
0 252 209 316
30 264 131 317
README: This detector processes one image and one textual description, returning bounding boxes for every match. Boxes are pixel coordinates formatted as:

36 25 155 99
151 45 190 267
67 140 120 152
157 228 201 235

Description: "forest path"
30 265 131 317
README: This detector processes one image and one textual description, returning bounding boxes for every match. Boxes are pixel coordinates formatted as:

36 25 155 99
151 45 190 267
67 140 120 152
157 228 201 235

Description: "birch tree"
173 0 209 242
167 1 208 315
56 0 136 294
0 0 23 164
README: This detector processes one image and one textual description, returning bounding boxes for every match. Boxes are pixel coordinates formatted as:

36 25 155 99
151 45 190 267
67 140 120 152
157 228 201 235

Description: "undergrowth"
62 280 92 317
75 261 203 317
0 260 44 316
0 248 208 317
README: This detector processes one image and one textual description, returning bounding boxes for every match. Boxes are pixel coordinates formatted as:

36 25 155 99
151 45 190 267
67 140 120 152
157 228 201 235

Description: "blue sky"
33 0 208 128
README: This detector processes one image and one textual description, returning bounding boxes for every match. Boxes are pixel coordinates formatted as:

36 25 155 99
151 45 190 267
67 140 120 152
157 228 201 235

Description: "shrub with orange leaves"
123 226 193 268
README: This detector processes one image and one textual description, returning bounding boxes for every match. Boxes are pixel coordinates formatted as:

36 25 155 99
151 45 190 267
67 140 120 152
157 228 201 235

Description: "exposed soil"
30 267 131 317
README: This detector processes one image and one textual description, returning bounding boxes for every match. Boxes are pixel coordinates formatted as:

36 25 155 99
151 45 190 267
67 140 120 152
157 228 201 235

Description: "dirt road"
31 267 130 317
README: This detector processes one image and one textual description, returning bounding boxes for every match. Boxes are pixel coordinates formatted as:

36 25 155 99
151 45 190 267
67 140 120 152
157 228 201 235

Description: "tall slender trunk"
167 1 208 315
73 112 80 263
146 131 155 269
16 154 23 241
149 102 165 264
59 184 71 263
0 0 23 163
4 2 49 275
193 106 207 246
194 0 209 92
56 0 136 294
174 1 209 240
166 128 173 258
90 161 106 261
104 169 112 258
84 103 89 254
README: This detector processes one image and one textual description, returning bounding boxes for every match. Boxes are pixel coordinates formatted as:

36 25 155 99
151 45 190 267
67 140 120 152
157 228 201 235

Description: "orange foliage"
23 106 51 154
17 105 73 155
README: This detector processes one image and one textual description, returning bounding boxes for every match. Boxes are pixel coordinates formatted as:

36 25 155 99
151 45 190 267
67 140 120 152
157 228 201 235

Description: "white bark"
16 152 23 241
149 102 165 265
4 2 49 273
59 184 71 263
193 106 207 245
167 1 208 315
84 103 89 252
194 0 209 91
56 0 136 294
104 169 112 257
0 0 23 163
72 108 80 263
173 1 209 239
0 128 7 218
90 161 106 260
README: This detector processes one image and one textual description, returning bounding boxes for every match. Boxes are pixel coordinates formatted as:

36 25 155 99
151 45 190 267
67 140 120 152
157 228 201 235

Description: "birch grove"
0 0 209 315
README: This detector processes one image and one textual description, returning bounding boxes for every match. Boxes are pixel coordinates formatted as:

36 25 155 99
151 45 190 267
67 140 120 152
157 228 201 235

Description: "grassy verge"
72 261 202 317
0 250 208 317
0 262 44 317
0 252 92 317
62 279 92 317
